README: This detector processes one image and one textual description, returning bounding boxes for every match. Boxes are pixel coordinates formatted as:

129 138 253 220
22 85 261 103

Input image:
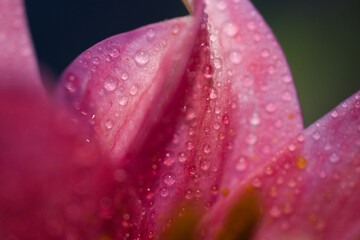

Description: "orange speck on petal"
296 156 307 170
221 188 230 196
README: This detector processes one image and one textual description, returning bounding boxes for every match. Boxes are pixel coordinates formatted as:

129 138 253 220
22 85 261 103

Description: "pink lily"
0 0 359 239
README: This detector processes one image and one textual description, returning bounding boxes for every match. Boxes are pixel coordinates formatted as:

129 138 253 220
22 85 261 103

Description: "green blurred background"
25 0 360 127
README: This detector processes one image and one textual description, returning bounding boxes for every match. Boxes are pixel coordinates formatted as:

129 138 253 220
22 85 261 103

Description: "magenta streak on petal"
0 0 44 96
202 91 360 239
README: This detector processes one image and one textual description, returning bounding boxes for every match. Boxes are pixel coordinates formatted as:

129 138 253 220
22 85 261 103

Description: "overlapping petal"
203 91 360 239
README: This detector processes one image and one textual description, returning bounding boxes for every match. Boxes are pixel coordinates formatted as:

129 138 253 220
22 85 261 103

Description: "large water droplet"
163 173 176 186
109 47 120 58
121 72 129 80
210 89 218 99
134 51 150 65
103 78 118 91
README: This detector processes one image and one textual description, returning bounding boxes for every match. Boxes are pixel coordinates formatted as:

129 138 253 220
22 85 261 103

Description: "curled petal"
202 91 360 240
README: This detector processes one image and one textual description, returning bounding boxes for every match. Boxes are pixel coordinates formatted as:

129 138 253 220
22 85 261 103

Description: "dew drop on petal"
146 28 156 39
103 78 118 91
223 22 238 37
246 134 257 145
200 159 210 171
260 49 270 58
134 51 150 65
160 188 169 197
163 173 176 186
203 144 211 154
119 97 128 106
312 132 321 140
281 91 292 102
282 75 292 83
270 205 281 218
265 103 276 113
330 110 338 118
249 114 260 126
109 47 120 58
121 72 129 80
210 89 218 99
229 50 242 64
105 120 114 130
129 85 139 96
329 153 340 163
236 157 248 171
247 21 256 31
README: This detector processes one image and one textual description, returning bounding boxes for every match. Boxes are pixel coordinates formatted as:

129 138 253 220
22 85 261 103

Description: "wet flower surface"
0 0 359 239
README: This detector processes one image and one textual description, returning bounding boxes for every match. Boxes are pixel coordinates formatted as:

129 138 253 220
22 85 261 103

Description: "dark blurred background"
24 0 360 126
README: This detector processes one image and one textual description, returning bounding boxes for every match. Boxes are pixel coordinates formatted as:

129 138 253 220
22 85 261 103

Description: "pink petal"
57 16 201 161
202 91 360 239
0 0 44 96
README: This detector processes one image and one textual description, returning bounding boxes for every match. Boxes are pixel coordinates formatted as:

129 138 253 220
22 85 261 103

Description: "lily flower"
0 0 359 239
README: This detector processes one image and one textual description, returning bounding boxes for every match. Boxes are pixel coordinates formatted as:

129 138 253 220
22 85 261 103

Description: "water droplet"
109 47 120 58
329 153 340 163
217 1 227 10
200 159 210 171
312 132 321 140
246 134 257 145
229 50 242 64
203 144 211 154
330 110 338 118
260 49 270 58
163 173 176 186
210 89 218 99
203 65 214 79
103 78 118 91
178 152 187 163
172 24 180 34
265 103 276 113
105 120 114 130
213 122 220 130
160 188 169 197
92 57 100 65
246 21 256 31
119 97 128 106
282 75 292 83
223 22 238 37
134 51 150 65
236 157 248 171
65 82 76 93
146 28 156 39
249 114 260 126
270 205 281 218
121 72 129 80
281 91 292 102
243 76 253 87
129 85 139 95
267 65 276 75
185 189 193 200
